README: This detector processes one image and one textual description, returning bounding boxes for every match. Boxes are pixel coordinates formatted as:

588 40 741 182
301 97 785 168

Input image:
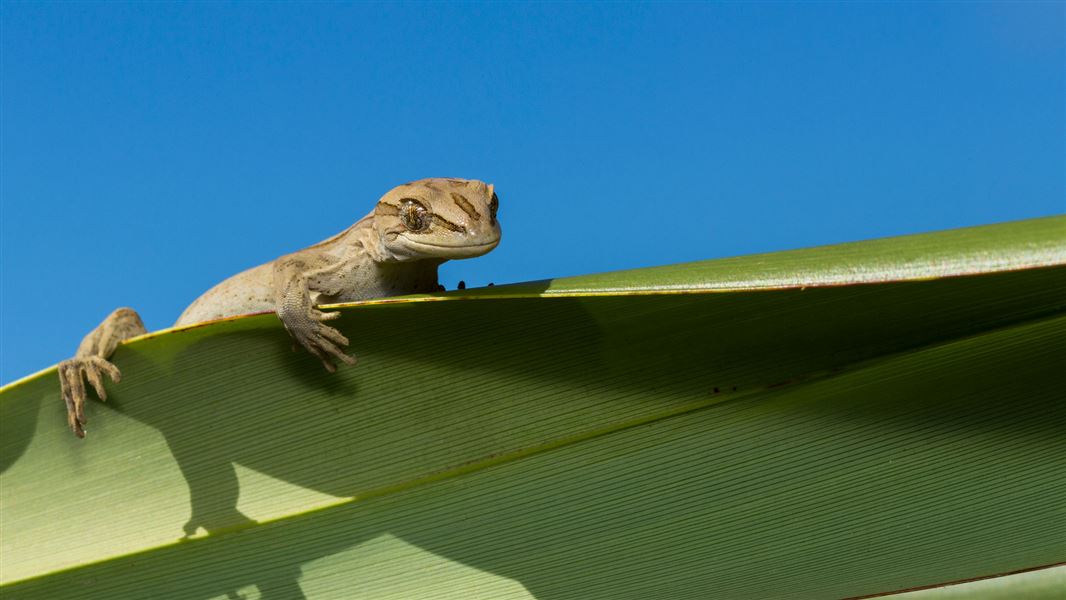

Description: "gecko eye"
489 192 499 224
400 198 431 233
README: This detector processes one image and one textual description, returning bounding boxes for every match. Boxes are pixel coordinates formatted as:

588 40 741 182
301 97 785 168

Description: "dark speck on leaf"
458 280 466 290
713 387 719 393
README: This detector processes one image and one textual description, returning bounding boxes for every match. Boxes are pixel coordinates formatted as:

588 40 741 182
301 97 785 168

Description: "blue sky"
2 2 1063 383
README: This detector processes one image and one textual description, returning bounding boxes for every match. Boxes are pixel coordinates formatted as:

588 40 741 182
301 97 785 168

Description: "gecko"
56 178 501 438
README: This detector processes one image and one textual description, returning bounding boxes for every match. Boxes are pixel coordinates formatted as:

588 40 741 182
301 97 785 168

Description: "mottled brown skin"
58 178 501 437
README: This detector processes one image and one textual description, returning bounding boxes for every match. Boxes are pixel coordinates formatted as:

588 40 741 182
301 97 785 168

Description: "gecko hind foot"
58 356 121 438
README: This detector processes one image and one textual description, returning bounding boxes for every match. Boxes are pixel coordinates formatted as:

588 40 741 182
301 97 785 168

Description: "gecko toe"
90 356 122 383
85 367 108 402
57 356 122 438
319 324 349 347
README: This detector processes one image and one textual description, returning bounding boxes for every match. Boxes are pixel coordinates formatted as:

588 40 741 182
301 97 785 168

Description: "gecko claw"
284 314 357 372
58 356 122 438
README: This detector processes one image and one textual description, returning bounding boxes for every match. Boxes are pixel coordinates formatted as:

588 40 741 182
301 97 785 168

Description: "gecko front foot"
58 356 122 438
281 307 357 373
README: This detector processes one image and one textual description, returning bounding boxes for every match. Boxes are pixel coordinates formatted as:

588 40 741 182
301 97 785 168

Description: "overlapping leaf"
2 216 1064 599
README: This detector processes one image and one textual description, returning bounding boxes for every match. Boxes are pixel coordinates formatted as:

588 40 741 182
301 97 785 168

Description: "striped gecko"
57 178 501 437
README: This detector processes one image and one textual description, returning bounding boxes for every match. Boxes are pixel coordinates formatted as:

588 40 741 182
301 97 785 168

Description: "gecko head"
373 178 502 261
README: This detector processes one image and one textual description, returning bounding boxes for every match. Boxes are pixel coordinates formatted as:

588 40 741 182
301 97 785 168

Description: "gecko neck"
351 221 393 263
347 214 450 268
304 219 445 303
314 212 448 268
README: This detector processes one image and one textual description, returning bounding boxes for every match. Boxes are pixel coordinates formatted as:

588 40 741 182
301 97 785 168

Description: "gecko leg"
58 307 147 437
273 254 358 372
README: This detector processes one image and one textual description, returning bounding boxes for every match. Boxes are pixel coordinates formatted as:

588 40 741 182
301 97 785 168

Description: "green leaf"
2 216 1064 599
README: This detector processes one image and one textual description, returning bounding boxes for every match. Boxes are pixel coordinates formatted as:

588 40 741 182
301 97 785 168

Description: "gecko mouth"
397 235 501 256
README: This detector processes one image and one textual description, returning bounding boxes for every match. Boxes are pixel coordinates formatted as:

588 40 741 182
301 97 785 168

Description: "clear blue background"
2 2 1063 384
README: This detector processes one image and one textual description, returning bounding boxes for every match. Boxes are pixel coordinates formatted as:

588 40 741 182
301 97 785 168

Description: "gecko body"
57 178 501 437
